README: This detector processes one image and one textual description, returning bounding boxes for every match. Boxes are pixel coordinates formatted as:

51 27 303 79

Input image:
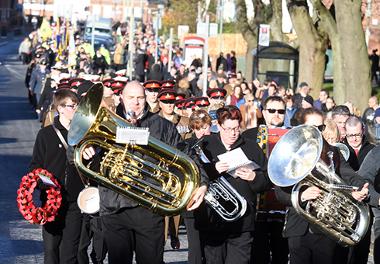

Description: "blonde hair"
322 119 340 145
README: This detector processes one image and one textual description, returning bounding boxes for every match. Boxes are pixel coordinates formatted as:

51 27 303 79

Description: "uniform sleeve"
358 148 380 208
339 153 367 188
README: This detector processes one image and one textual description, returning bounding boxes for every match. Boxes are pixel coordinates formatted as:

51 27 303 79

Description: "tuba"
268 125 370 246
68 83 199 215
191 139 247 222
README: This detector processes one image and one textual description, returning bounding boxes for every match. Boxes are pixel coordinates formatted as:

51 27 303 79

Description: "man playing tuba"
81 81 207 264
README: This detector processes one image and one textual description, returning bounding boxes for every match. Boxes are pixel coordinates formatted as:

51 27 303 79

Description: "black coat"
344 136 375 171
98 104 182 215
30 117 84 202
275 143 368 238
194 133 270 233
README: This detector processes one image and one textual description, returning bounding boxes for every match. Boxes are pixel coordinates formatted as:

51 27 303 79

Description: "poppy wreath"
16 168 62 225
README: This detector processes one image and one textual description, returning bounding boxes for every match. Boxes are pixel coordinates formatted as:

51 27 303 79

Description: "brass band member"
275 108 370 264
250 96 289 264
82 81 194 264
143 80 162 113
158 88 191 139
177 109 212 264
196 105 270 264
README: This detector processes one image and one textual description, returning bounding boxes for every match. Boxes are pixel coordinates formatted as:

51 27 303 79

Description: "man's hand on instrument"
187 185 208 211
215 161 229 174
83 146 96 160
352 183 369 202
300 186 321 202
235 167 256 181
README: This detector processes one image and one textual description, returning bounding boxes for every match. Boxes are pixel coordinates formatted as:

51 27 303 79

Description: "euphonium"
268 125 370 246
204 176 247 222
68 83 199 215
192 139 247 222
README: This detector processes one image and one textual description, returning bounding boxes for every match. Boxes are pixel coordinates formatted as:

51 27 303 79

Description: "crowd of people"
20 17 380 264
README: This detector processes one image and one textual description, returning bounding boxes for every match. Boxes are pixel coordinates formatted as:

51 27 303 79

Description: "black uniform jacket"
98 104 182 215
30 116 84 202
344 136 375 171
194 133 271 233
275 142 369 238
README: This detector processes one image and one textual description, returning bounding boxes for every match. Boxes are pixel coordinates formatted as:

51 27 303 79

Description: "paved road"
0 37 189 264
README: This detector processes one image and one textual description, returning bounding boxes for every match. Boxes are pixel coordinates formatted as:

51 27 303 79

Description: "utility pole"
218 0 224 53
202 15 209 96
127 7 135 80
168 27 173 69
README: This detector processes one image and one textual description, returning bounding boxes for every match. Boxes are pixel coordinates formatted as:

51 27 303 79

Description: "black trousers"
42 201 83 264
252 220 289 264
347 217 372 264
201 231 253 264
183 216 204 264
78 214 107 264
101 206 164 264
288 232 336 264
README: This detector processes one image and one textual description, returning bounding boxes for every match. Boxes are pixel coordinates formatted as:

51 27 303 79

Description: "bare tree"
311 0 371 111
286 0 329 97
235 0 283 81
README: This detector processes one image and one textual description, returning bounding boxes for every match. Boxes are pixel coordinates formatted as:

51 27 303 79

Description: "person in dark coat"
92 50 108 75
147 63 164 81
177 109 211 264
30 89 83 264
81 81 206 264
216 52 228 71
344 116 375 171
274 108 372 264
358 146 380 264
195 105 271 264
342 115 375 264
135 48 147 82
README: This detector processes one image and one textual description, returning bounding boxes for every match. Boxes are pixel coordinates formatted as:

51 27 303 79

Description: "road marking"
3 64 24 79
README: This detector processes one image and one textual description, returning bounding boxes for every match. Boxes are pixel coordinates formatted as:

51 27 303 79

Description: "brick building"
22 0 151 24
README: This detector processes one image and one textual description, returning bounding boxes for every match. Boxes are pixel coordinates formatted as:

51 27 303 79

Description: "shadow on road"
0 95 37 124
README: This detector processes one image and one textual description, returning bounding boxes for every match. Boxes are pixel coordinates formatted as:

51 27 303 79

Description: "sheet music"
217 147 260 173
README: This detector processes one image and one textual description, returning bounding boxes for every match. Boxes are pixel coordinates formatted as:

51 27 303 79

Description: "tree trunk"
312 0 345 103
269 0 284 42
334 0 371 111
287 1 327 97
245 37 257 82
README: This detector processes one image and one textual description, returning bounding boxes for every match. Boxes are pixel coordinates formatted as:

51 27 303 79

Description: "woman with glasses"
30 89 84 264
194 105 270 264
275 108 372 264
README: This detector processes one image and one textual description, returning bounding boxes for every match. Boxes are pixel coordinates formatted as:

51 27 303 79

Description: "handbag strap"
52 124 68 150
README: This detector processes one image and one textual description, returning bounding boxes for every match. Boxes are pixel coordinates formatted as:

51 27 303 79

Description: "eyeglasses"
221 125 240 133
266 108 285 115
346 133 362 139
211 96 225 100
62 104 77 109
315 124 326 132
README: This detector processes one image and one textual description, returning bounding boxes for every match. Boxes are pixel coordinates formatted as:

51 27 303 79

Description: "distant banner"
258 24 270 47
